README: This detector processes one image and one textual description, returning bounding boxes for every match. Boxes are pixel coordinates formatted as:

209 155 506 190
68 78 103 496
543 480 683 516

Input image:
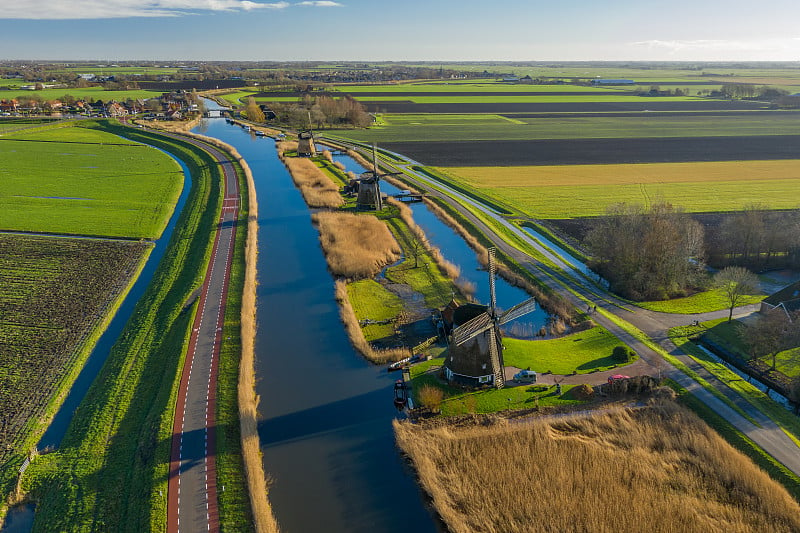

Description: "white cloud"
0 0 342 19
632 38 800 54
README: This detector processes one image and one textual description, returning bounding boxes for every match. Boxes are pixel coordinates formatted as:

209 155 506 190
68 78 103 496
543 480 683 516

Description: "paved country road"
326 138 800 477
138 127 240 533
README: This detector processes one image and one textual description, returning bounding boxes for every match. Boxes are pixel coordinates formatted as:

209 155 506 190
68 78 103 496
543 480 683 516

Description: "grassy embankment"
395 402 800 532
0 120 184 238
16 122 232 532
436 161 800 218
503 326 637 374
408 356 583 415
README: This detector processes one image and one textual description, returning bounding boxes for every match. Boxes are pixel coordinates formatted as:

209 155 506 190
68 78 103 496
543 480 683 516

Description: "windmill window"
479 375 492 384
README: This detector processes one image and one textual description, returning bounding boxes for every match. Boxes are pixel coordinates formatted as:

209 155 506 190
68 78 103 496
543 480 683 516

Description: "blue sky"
1 0 799 61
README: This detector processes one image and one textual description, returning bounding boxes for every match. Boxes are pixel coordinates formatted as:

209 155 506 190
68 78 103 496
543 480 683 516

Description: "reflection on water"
0 504 34 532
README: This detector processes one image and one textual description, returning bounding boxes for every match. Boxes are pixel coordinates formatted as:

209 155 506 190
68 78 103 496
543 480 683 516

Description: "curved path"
327 138 800 476
144 128 240 533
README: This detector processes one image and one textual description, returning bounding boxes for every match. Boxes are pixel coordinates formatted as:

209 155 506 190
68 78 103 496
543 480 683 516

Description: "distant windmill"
444 248 537 389
296 110 316 157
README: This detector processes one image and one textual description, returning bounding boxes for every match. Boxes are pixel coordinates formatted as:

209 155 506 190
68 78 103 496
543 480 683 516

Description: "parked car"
513 370 538 383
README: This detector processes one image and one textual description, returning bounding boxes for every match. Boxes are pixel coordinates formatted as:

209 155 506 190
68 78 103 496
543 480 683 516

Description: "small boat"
255 130 266 137
387 353 422 372
393 380 408 409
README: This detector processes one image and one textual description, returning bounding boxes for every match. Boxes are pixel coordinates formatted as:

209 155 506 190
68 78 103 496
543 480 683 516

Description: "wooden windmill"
356 143 400 211
444 248 537 389
296 111 316 157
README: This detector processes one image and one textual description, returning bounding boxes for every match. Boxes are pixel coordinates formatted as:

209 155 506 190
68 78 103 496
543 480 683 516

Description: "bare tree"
714 266 759 322
740 309 796 371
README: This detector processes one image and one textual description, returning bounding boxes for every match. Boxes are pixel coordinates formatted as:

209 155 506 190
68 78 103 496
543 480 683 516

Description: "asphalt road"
150 129 240 533
332 140 800 477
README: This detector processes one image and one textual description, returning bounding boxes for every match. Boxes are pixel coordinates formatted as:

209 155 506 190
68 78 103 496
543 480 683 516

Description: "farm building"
591 79 635 86
760 280 800 318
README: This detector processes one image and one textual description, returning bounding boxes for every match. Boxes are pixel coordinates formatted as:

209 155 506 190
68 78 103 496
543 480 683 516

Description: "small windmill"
296 110 316 157
356 143 401 211
445 248 537 389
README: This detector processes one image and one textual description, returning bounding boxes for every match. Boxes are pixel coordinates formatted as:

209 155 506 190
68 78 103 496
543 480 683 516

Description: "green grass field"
0 121 184 238
502 326 633 374
436 163 800 218
4 86 162 102
334 82 625 93
335 112 800 143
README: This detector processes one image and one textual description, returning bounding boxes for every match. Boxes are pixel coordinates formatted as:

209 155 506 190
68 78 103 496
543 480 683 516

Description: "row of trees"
586 202 706 300
261 95 372 129
707 206 800 270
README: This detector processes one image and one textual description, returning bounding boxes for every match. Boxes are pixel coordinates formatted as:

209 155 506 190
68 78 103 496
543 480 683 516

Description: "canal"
194 112 439 532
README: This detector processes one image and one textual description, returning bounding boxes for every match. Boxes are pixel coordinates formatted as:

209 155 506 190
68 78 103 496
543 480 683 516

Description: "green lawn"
502 326 633 374
347 279 403 342
409 358 584 415
384 217 458 309
0 121 184 238
637 288 765 314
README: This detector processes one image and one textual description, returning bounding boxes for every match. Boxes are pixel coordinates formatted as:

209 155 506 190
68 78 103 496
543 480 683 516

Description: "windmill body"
297 130 316 157
443 249 537 389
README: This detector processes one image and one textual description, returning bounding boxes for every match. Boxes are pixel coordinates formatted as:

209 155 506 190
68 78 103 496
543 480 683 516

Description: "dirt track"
382 135 800 166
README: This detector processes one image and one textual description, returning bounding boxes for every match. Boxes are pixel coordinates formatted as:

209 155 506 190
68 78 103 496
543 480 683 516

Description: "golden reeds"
281 156 343 209
312 212 400 279
395 402 800 533
238 158 280 533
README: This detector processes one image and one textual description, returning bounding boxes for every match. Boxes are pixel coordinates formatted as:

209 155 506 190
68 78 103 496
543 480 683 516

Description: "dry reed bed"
276 143 343 208
334 280 411 364
422 197 573 322
235 152 280 532
395 402 800 533
311 211 400 279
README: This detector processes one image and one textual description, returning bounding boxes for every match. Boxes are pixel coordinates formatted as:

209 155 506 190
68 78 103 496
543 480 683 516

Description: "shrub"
417 385 445 412
571 384 595 400
612 345 635 363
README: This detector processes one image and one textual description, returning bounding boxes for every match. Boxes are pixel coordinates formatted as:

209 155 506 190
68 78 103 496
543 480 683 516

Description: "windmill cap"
452 303 489 327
